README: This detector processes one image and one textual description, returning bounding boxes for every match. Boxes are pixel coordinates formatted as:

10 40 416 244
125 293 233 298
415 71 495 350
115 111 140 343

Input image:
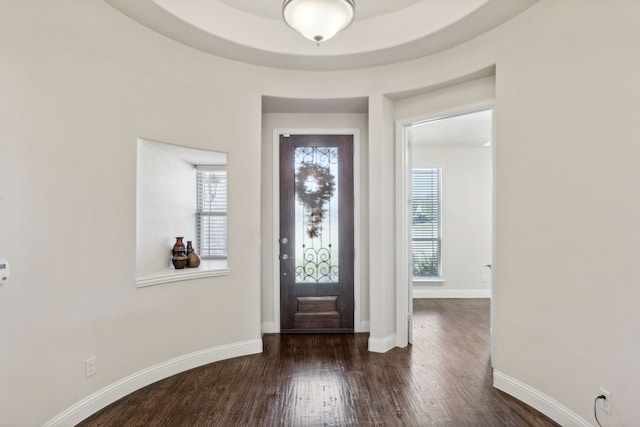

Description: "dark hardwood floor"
77 299 559 426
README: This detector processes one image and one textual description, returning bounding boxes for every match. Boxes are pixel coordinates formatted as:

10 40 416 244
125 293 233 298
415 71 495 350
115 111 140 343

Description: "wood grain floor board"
77 299 559 426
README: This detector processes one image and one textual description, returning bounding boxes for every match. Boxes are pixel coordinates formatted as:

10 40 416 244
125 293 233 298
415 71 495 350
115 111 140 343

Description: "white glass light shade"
283 0 355 44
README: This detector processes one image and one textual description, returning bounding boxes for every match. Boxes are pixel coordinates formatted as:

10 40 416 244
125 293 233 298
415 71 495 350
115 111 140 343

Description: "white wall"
0 2 264 425
260 113 370 332
367 95 398 351
412 145 492 296
491 1 640 425
1 0 639 425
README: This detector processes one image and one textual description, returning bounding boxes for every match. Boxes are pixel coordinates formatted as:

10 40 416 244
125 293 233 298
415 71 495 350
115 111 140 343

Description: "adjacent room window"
412 168 441 278
196 166 228 259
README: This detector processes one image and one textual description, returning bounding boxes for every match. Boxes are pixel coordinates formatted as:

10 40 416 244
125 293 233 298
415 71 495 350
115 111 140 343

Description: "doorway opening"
396 107 494 348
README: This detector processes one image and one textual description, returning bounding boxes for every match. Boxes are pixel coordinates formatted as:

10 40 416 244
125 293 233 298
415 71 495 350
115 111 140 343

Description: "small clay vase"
172 255 188 269
172 237 186 257
186 241 201 268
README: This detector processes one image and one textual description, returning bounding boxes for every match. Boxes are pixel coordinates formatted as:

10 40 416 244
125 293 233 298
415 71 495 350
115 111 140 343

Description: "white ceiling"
141 138 228 165
104 0 540 71
216 0 424 21
409 109 493 148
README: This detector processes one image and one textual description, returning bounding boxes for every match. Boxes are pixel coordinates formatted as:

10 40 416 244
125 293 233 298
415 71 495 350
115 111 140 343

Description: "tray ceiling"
105 0 539 71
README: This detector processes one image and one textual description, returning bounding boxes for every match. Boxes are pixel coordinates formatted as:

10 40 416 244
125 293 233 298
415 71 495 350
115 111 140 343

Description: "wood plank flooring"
77 299 559 426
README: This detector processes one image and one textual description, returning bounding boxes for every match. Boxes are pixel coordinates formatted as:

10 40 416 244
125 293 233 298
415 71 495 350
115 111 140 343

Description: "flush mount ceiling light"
283 0 356 45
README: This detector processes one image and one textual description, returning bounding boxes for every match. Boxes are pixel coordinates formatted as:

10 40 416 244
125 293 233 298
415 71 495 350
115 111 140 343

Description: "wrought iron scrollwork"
294 146 340 283
295 246 339 282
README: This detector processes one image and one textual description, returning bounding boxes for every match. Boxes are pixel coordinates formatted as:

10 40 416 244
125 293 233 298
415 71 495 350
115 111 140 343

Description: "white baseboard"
412 288 491 298
493 370 591 427
262 321 277 334
358 320 370 333
368 334 396 353
44 339 263 427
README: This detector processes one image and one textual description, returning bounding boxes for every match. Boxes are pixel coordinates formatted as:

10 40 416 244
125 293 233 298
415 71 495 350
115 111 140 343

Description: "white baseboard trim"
358 321 370 333
44 339 263 427
412 288 491 299
368 334 396 353
493 370 591 427
262 321 277 334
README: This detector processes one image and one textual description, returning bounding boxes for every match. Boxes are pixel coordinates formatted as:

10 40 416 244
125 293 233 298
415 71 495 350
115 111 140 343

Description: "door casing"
271 128 362 333
395 101 495 353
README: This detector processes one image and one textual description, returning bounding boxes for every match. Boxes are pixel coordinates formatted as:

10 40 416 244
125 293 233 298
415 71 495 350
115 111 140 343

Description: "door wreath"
295 162 336 238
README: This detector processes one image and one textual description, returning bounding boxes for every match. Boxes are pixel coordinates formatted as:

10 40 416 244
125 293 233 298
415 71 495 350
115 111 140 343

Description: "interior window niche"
136 138 229 287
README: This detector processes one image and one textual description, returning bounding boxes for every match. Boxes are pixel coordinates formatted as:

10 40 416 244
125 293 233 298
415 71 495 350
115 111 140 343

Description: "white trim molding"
412 288 491 299
368 334 396 353
359 320 370 332
261 321 277 334
44 339 263 427
395 120 411 348
136 261 230 288
395 100 495 350
493 370 591 427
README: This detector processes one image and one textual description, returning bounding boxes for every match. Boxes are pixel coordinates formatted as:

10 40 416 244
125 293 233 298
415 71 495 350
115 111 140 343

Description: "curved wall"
0 2 269 425
0 1 639 426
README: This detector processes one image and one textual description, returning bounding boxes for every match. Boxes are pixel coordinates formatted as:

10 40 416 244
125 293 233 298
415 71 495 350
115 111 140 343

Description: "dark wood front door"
280 134 354 332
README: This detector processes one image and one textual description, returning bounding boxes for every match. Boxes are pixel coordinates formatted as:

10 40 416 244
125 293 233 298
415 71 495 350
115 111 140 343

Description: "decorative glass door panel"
280 135 354 332
294 146 339 283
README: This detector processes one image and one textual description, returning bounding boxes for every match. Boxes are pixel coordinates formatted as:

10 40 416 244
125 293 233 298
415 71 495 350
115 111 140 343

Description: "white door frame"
395 122 412 347
394 101 495 350
272 128 362 333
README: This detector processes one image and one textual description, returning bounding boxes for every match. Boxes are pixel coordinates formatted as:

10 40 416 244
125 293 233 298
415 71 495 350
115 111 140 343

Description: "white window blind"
412 168 441 278
196 165 228 259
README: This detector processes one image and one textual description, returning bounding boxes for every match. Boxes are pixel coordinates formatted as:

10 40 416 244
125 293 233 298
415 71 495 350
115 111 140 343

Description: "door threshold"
280 328 355 334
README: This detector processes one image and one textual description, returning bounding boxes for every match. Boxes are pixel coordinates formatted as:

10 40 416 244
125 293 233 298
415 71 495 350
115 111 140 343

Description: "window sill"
136 260 230 288
413 277 444 285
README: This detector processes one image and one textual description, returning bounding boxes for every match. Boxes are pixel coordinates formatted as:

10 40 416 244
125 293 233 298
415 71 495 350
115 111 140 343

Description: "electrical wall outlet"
85 356 97 377
600 387 611 414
